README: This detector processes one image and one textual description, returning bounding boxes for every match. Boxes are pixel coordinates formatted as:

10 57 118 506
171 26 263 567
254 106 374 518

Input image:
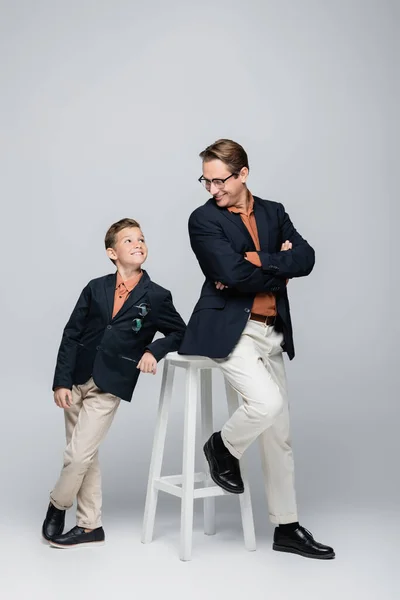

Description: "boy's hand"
137 351 157 374
54 387 72 409
215 281 228 290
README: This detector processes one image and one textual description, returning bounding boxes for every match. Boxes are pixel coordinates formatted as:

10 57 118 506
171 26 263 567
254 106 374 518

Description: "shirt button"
244 308 251 313
107 325 112 329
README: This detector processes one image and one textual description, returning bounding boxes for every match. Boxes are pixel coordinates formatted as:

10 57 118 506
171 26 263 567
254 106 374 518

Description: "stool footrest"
154 473 229 499
159 472 206 485
154 479 182 498
194 486 227 499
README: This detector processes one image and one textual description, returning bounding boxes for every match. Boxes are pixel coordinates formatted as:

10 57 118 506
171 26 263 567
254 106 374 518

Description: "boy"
42 218 186 548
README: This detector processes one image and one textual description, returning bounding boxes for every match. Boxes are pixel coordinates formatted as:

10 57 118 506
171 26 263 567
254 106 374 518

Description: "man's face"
106 227 148 268
202 159 248 208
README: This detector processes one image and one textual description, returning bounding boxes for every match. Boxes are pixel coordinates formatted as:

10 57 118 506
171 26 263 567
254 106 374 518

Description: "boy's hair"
199 139 249 174
104 218 142 250
105 218 142 264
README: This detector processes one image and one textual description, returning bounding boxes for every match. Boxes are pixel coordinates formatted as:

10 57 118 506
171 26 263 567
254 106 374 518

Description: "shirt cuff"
245 252 262 267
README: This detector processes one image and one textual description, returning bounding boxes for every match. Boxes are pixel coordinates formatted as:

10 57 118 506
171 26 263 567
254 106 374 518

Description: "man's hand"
137 351 157 374
281 240 292 251
215 281 228 290
280 241 292 285
54 387 72 409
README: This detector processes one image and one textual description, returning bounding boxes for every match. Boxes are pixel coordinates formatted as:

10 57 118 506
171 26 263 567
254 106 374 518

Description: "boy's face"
106 227 148 268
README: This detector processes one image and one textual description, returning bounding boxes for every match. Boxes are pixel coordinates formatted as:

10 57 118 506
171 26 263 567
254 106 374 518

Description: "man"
179 139 334 559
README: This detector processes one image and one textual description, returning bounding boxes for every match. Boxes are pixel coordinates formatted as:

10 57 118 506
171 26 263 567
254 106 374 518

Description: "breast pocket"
193 295 226 313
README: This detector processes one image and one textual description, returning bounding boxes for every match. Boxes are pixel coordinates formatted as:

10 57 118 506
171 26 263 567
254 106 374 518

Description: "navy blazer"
53 270 186 401
179 196 315 360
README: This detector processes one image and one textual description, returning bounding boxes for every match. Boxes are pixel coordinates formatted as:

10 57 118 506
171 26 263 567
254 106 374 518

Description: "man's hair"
104 218 141 250
199 139 249 174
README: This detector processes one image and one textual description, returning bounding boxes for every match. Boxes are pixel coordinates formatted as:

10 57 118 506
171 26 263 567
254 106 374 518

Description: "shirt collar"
115 270 142 292
227 191 254 216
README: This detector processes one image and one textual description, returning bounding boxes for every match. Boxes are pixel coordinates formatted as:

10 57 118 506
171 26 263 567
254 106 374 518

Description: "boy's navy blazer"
53 270 186 402
179 196 315 360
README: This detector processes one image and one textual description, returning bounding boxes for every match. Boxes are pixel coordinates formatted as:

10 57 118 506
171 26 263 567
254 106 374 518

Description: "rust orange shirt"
112 271 143 319
227 193 277 317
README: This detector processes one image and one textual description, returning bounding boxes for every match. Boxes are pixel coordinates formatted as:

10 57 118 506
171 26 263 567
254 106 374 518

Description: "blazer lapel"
253 196 270 251
220 209 255 248
112 270 150 321
104 273 117 321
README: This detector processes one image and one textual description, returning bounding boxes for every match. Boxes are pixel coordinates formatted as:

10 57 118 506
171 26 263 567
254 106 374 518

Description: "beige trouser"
50 377 120 529
215 320 298 525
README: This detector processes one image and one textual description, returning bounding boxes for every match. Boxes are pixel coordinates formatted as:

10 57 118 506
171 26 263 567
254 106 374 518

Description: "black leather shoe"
42 502 66 541
203 432 244 494
273 525 335 559
49 526 105 548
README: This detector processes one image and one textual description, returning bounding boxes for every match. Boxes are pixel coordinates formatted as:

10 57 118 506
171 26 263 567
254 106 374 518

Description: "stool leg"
180 365 198 561
141 360 175 544
200 368 216 536
224 380 257 552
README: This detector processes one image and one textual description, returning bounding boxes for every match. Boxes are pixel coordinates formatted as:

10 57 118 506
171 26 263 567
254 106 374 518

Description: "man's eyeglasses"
132 303 150 333
198 173 238 191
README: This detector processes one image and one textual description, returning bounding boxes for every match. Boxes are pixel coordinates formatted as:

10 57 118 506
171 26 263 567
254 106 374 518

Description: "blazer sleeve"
52 284 91 390
145 292 186 362
256 204 315 278
188 210 285 294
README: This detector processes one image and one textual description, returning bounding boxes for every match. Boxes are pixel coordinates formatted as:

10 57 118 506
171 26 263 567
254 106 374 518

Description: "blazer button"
107 325 112 329
244 308 251 313
96 345 100 350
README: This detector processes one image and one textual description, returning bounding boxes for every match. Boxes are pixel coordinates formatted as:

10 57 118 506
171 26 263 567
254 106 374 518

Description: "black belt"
249 312 276 326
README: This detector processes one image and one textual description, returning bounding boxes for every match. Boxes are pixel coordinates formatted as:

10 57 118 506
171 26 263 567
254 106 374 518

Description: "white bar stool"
141 351 256 561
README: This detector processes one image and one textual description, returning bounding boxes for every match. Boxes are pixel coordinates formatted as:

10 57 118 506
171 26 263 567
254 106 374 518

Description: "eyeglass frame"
198 172 239 190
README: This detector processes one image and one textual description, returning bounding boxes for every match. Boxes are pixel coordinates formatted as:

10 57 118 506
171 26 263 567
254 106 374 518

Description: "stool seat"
141 351 256 561
161 351 219 367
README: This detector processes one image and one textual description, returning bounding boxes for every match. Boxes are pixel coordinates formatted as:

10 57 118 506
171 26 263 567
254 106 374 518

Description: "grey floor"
2 503 398 600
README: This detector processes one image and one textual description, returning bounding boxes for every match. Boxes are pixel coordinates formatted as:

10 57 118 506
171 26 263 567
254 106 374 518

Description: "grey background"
0 0 398 591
